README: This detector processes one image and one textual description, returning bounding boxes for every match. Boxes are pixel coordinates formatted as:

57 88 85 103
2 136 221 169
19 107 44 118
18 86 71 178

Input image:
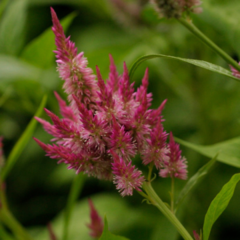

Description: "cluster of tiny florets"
34 8 188 196
151 0 202 18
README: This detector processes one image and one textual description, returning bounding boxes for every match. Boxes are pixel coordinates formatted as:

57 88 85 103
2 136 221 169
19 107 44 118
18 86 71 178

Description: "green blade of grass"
62 172 86 240
129 54 240 82
175 155 217 210
1 95 47 181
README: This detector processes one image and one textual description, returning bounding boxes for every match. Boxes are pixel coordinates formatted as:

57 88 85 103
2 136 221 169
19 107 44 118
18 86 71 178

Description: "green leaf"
62 173 86 240
175 156 217 209
129 54 240 82
1 95 47 181
175 137 240 168
99 217 129 240
0 55 41 82
0 0 27 55
203 173 240 240
0 223 16 240
0 0 9 20
21 12 77 68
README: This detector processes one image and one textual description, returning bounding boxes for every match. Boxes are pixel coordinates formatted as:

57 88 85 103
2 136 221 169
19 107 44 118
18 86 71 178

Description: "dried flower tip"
230 62 240 79
151 0 202 19
87 199 104 238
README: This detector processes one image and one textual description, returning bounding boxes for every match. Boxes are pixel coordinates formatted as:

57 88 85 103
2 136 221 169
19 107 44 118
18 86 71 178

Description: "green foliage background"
1 0 240 239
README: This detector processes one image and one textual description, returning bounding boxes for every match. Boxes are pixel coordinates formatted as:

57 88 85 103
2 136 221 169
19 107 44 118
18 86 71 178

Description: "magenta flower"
230 62 240 79
35 8 188 196
159 132 188 180
87 199 104 238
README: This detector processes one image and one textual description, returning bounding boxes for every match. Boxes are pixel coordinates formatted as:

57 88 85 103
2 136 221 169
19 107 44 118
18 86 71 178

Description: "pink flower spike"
87 199 104 238
159 132 188 180
193 230 201 240
111 152 145 196
54 91 77 121
141 121 169 169
107 54 119 92
109 116 137 160
230 62 240 79
51 7 77 62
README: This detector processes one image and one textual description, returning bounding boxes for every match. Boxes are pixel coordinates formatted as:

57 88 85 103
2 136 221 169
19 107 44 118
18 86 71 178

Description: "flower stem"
142 181 193 240
171 177 175 213
0 208 33 240
177 18 240 72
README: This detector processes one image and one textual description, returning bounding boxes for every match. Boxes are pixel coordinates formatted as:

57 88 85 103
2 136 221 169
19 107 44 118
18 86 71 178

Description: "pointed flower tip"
87 198 104 238
193 230 201 240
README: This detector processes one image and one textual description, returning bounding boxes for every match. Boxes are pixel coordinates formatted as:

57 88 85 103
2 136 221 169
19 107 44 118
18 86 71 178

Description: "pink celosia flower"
87 199 104 238
111 152 145 196
193 230 201 240
151 0 202 18
35 8 187 196
159 132 187 179
230 62 240 79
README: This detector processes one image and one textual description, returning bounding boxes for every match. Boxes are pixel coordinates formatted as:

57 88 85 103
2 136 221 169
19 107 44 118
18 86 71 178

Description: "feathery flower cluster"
230 62 240 79
151 0 202 18
34 8 187 196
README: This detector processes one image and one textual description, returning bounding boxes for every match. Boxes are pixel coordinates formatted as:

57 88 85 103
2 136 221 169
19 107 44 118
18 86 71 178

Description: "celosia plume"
159 132 188 180
35 8 188 196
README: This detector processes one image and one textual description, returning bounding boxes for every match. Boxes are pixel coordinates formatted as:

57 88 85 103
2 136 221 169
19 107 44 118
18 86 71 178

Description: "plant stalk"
0 209 33 240
178 18 240 72
143 181 193 240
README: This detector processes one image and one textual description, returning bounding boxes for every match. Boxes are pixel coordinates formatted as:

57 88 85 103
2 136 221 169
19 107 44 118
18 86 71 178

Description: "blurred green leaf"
203 173 240 240
0 55 41 82
31 193 150 240
129 54 240 82
200 1 240 56
0 223 16 240
99 217 129 240
21 12 77 68
0 0 9 20
0 0 27 55
175 137 240 168
175 156 217 210
1 95 47 180
62 173 86 240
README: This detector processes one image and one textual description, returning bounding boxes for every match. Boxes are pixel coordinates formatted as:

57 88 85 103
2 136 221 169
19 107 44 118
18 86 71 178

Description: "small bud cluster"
34 8 188 196
151 0 202 18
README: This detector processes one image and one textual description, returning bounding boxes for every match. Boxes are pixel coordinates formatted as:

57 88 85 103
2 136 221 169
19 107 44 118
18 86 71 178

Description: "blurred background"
1 0 240 239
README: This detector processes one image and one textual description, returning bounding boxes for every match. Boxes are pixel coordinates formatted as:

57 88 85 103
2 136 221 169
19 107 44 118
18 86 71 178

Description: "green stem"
0 0 9 19
62 173 85 240
0 209 33 240
171 177 174 213
177 18 240 72
143 181 193 240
